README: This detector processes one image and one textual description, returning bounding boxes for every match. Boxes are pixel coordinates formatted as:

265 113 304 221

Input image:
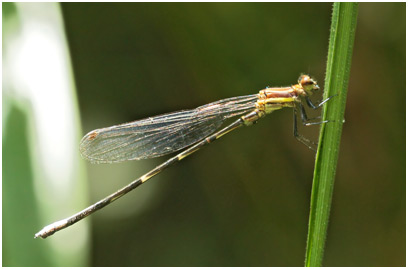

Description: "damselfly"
35 75 333 239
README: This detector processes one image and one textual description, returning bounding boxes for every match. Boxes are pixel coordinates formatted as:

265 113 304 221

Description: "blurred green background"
3 2 405 266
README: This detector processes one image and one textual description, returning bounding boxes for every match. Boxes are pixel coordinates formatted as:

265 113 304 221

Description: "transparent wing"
80 94 258 163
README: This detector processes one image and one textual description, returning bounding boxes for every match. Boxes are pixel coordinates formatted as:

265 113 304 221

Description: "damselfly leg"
293 95 337 150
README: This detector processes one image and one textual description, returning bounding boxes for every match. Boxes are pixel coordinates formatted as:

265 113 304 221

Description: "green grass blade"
305 3 359 267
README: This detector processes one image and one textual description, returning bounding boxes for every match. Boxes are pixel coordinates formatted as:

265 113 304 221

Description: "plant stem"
305 3 359 267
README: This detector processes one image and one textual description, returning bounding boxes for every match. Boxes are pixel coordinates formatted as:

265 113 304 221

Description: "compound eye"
299 75 313 87
299 74 319 92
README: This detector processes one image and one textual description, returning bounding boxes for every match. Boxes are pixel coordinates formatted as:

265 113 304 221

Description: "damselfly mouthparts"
35 75 333 239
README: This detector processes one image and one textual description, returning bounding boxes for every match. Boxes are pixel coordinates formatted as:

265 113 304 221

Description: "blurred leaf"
3 2 89 266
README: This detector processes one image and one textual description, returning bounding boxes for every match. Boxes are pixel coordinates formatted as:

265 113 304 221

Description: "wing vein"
80 94 258 163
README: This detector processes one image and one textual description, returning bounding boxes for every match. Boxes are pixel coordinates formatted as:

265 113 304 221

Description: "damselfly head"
298 75 320 96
